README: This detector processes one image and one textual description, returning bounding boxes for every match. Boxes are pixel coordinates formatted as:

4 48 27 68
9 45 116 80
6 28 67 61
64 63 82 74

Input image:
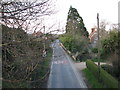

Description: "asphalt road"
47 39 87 88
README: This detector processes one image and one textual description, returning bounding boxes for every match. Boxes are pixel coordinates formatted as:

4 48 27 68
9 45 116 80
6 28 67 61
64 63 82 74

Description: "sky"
43 0 119 34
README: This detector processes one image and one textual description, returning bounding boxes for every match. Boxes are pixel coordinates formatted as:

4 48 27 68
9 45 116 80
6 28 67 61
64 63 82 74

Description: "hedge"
86 60 118 88
86 60 99 78
101 64 113 75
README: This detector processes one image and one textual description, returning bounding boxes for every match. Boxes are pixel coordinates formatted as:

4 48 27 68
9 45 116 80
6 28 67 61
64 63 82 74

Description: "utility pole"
43 25 46 57
97 13 100 80
43 26 46 50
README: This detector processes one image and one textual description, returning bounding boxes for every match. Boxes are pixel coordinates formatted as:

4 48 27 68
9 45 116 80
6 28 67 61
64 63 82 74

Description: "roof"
89 28 97 40
32 31 43 37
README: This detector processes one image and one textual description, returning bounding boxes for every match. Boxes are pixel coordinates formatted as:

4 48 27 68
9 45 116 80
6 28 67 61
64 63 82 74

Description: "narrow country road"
47 39 87 88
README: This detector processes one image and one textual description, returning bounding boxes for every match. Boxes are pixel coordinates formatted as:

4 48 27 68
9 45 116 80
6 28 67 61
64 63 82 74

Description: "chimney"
91 28 95 32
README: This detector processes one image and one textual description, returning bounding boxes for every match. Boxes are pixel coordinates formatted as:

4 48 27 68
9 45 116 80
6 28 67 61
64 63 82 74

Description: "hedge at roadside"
101 64 113 75
86 60 118 88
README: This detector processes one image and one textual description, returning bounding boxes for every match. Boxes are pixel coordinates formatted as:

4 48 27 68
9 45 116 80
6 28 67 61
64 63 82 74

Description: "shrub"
59 35 74 52
91 48 98 53
2 25 53 88
101 31 120 78
76 52 90 62
101 64 113 75
86 60 118 88
60 34 90 62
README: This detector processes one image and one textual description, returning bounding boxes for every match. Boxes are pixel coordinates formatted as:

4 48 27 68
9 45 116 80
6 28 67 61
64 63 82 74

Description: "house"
32 30 43 37
89 28 98 48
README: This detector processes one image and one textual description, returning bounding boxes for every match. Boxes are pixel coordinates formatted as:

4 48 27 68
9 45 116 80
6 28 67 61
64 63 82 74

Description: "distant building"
32 30 43 37
89 28 98 48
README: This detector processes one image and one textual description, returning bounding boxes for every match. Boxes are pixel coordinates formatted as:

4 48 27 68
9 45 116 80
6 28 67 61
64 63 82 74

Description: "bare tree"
1 0 57 87
0 0 55 30
98 20 109 40
110 23 119 31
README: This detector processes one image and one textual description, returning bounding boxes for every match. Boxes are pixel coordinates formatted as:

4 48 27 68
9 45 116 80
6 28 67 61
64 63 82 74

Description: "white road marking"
53 60 68 64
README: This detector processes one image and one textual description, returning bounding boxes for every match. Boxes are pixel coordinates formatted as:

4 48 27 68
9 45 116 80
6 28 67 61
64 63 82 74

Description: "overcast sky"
42 0 119 34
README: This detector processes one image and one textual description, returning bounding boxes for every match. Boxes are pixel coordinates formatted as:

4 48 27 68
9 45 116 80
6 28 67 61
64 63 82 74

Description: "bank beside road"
59 42 76 61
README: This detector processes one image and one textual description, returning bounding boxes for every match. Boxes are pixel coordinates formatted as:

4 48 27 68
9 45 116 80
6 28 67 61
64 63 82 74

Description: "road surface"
47 39 87 88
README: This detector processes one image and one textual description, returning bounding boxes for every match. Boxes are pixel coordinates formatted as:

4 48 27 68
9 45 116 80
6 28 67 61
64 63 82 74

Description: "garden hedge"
86 60 118 88
101 64 113 75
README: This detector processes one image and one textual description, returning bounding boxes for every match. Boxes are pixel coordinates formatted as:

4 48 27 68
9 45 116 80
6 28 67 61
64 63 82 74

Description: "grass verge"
82 68 103 88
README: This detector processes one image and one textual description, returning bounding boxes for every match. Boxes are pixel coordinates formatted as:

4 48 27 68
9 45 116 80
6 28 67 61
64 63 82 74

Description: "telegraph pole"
97 13 100 80
43 26 45 51
42 25 46 57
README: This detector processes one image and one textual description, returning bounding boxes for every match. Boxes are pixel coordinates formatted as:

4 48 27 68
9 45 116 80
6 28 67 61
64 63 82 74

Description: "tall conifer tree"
66 6 89 37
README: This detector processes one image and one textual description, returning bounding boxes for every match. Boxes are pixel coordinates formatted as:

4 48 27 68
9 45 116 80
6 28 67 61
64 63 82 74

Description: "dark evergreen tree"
66 6 89 37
